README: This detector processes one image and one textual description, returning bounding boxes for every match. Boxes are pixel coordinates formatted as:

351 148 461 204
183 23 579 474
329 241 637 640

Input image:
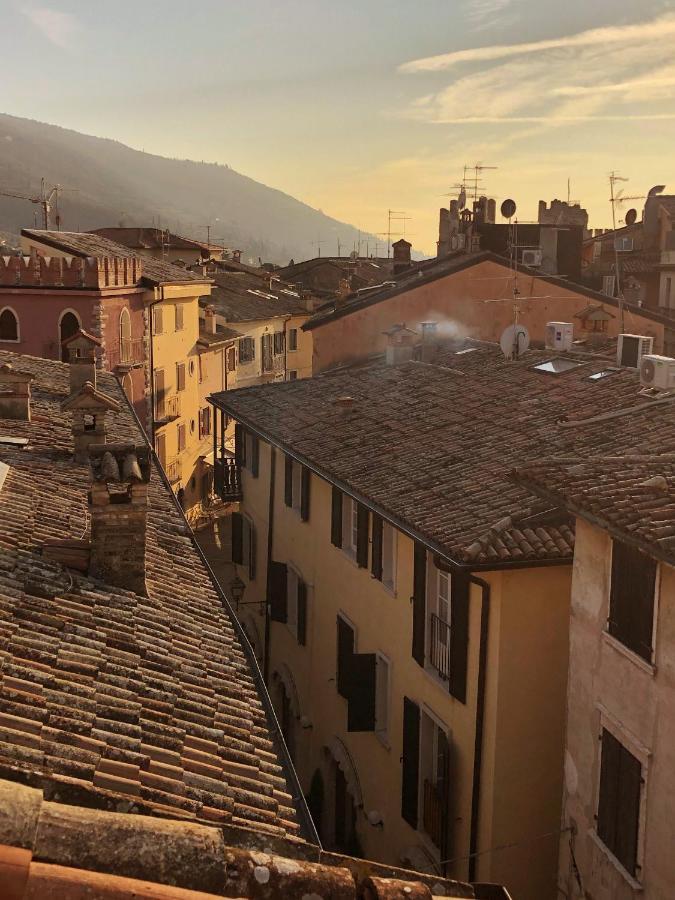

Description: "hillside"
0 114 376 264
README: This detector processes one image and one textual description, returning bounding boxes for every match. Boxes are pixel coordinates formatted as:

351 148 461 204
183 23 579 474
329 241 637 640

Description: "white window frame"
418 705 451 848
425 563 451 682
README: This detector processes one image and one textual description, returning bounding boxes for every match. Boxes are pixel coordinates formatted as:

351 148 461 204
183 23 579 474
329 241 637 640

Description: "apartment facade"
518 456 675 900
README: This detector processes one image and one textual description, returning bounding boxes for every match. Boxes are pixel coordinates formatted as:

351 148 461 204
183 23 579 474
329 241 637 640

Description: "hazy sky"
2 0 675 253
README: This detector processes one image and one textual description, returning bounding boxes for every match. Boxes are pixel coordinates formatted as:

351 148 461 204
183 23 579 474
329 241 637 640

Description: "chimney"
419 321 439 362
88 443 151 595
204 305 218 334
61 382 121 463
0 364 35 420
383 323 417 365
392 239 412 275
63 329 101 395
232 249 241 262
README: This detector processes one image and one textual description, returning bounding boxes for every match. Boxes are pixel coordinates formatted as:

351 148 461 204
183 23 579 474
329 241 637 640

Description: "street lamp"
229 573 246 607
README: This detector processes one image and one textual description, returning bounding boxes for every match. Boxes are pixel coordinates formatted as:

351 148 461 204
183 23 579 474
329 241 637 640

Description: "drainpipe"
148 288 159 442
468 574 491 883
263 445 276 684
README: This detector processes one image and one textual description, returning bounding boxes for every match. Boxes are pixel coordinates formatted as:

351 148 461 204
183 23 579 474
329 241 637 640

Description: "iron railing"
155 393 181 423
214 456 242 502
423 778 448 851
164 456 181 484
430 613 451 680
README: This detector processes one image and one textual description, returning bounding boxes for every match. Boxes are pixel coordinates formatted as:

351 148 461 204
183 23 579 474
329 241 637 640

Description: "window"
375 654 390 740
336 614 377 732
177 423 186 453
286 567 308 645
153 305 164 335
176 362 186 392
175 303 184 331
372 517 397 591
602 275 616 297
288 328 298 351
273 332 285 355
597 728 642 877
288 370 298 381
284 455 310 520
239 337 255 363
593 241 602 260
198 407 211 439
292 461 302 511
261 333 273 372
0 308 19 342
420 711 451 852
232 512 256 580
155 432 166 468
227 347 236 371
661 276 674 310
342 498 358 557
609 540 657 663
59 310 80 361
154 368 166 419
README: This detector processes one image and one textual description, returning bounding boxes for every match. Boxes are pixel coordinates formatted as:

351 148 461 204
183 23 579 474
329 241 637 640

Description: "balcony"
429 613 451 681
109 337 145 370
164 456 181 485
423 778 448 852
214 456 242 502
154 393 181 426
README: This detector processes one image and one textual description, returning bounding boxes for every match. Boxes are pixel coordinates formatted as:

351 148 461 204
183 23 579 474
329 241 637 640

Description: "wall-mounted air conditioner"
545 322 574 351
640 354 675 391
614 237 634 253
522 249 542 267
617 333 654 368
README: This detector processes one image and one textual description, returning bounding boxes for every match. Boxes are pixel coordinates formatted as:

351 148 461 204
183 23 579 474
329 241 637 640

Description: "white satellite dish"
500 324 530 360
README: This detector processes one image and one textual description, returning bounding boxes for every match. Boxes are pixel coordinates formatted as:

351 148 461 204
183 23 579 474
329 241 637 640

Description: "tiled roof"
516 454 675 566
20 230 207 287
211 345 675 566
0 351 310 841
90 228 210 252
205 271 308 322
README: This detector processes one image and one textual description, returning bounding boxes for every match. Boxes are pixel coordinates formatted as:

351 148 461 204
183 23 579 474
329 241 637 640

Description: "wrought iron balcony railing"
213 456 242 502
423 778 448 852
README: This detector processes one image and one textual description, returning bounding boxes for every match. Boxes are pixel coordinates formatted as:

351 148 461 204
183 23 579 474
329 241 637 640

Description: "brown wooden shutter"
336 616 354 697
356 504 369 568
615 742 642 876
371 514 383 581
301 467 311 522
269 562 288 622
609 540 656 662
297 580 308 645
449 573 470 703
231 512 243 565
234 424 245 467
284 455 293 507
401 697 420 828
248 522 257 581
331 487 343 548
412 543 427 667
347 653 377 732
251 436 259 478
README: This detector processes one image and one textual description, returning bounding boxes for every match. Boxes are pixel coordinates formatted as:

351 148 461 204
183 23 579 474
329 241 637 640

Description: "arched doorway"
322 738 363 857
59 310 80 361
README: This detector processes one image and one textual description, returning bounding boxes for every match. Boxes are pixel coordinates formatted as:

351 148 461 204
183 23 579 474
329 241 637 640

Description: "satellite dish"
458 189 466 210
648 185 666 197
500 323 530 360
625 208 637 226
501 199 517 219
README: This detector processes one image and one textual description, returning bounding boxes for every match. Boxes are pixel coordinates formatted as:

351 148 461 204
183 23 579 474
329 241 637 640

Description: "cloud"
399 13 675 73
397 12 675 128
466 0 524 28
21 6 81 49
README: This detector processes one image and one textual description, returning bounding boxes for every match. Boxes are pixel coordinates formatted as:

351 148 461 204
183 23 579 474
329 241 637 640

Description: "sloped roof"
90 227 210 252
211 344 675 567
20 230 208 287
0 351 310 842
206 271 308 322
516 454 675 566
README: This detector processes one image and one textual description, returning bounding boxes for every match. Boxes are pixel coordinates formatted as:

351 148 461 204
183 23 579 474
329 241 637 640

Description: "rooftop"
20 229 208 287
516 454 675 567
211 344 675 567
205 271 309 322
0 350 309 842
89 227 214 253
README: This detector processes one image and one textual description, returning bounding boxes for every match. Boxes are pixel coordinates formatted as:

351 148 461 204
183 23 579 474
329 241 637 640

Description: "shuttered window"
401 697 420 828
231 513 255 580
371 514 383 581
175 304 184 331
297 580 308 646
300 467 311 522
270 562 288 623
250 435 260 478
287 568 308 645
356 503 369 568
331 487 343 548
347 652 376 732
231 512 243 565
238 337 255 363
284 455 293 507
449 573 470 704
609 540 657 662
176 362 186 392
412 544 426 667
234 423 246 467
336 615 354 698
597 729 642 877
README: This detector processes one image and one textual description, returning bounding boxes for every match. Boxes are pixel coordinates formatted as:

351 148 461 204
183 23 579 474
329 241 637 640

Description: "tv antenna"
310 236 327 257
608 171 645 329
470 162 498 203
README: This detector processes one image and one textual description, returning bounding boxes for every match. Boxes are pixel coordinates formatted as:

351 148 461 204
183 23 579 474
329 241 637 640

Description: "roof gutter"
209 397 573 573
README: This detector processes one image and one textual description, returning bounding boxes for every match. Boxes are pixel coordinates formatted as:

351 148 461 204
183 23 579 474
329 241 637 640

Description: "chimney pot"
61 381 121 463
0 363 35 420
63 329 101 395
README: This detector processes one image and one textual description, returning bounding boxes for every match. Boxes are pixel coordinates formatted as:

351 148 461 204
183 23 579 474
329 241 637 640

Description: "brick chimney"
204 305 218 334
392 239 412 275
383 323 417 365
61 382 121 463
88 443 151 595
0 364 35 420
62 329 101 395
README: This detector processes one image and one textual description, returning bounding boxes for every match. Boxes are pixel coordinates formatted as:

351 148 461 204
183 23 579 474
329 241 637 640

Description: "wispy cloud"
20 6 81 49
397 13 675 127
466 0 523 29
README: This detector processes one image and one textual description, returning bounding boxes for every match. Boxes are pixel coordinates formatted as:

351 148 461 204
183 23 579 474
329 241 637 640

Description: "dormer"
62 329 102 395
61 381 121 463
0 363 35 421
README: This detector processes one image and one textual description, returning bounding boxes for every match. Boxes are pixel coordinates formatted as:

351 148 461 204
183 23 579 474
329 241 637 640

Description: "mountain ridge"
0 113 377 264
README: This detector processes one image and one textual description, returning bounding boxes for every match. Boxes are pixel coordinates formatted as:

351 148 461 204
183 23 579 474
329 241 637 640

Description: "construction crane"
0 178 61 230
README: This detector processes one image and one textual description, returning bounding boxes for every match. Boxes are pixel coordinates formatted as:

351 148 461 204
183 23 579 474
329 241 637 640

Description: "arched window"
121 373 133 403
0 308 19 342
59 311 80 361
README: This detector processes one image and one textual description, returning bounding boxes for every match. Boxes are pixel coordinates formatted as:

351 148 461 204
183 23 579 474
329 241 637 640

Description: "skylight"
532 358 583 375
588 368 619 381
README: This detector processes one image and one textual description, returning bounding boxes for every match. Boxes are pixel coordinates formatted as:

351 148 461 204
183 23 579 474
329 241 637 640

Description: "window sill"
588 830 643 892
603 631 656 677
0 339 20 344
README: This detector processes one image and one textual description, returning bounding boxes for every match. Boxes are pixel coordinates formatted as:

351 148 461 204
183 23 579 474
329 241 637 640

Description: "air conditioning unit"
522 249 542 267
614 237 634 252
640 354 675 391
545 322 574 351
617 333 654 368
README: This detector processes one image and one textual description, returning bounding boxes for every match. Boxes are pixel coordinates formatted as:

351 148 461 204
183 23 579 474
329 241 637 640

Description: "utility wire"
441 825 573 867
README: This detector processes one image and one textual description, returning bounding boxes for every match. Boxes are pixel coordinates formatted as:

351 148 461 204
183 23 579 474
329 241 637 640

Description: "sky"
1 0 675 253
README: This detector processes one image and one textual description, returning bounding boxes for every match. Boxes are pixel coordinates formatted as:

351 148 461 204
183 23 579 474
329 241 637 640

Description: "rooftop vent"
62 329 101 395
617 334 654 369
0 363 35 421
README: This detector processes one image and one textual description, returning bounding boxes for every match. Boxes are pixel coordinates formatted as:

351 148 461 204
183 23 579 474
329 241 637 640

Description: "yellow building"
208 340 675 900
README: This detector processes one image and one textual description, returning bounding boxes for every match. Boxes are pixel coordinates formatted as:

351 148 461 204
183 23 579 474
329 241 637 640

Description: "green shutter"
449 573 470 703
347 653 377 732
371 514 383 581
284 455 293 507
231 512 243 565
331 487 343 548
412 543 426 667
251 436 259 478
336 616 354 697
269 562 288 623
356 504 369 568
401 697 420 828
301 467 311 522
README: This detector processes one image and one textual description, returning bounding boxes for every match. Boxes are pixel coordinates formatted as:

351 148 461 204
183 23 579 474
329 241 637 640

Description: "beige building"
519 456 675 900
208 342 675 899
